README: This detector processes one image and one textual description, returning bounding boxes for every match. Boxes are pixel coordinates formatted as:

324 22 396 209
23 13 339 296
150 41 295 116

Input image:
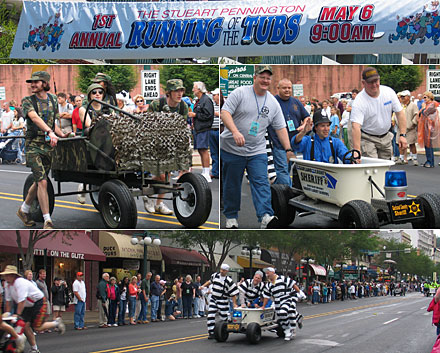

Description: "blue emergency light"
385 171 407 187
232 311 242 318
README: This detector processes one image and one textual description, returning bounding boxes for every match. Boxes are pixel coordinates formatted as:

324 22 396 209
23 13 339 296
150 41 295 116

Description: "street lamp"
131 231 161 278
241 245 261 278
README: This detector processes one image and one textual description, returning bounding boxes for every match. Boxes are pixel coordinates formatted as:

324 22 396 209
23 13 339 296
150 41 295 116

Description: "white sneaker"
77 184 86 204
225 218 238 229
113 323 118 327
284 328 292 341
143 197 155 213
195 315 200 318
291 328 297 337
201 173 212 183
15 334 26 353
155 202 173 215
55 317 65 334
413 159 419 166
260 214 278 229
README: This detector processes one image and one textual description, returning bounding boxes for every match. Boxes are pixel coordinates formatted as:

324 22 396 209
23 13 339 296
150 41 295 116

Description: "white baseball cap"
220 264 230 271
263 267 276 273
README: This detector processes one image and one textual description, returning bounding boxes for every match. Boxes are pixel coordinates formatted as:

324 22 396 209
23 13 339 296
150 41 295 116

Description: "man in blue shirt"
268 78 310 185
292 110 350 163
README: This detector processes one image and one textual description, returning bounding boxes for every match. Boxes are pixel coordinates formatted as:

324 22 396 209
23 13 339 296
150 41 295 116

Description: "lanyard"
253 88 267 121
36 96 50 122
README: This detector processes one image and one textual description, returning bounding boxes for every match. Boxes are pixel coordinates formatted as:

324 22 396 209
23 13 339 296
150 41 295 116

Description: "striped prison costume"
239 279 265 307
207 272 239 334
263 275 300 331
265 132 277 181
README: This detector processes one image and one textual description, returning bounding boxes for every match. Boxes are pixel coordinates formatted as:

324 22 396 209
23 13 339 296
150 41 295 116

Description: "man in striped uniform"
201 264 239 339
239 271 265 307
262 267 305 341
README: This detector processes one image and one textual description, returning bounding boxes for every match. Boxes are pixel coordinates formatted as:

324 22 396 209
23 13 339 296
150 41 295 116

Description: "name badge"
249 121 260 136
45 131 51 142
287 120 296 132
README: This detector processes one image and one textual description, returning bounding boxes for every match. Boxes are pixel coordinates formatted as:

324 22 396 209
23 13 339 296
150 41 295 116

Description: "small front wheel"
339 200 379 229
173 173 212 228
214 321 229 342
98 180 137 229
246 322 262 344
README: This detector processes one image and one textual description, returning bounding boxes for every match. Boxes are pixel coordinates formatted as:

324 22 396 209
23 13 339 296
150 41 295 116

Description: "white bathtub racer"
271 149 440 229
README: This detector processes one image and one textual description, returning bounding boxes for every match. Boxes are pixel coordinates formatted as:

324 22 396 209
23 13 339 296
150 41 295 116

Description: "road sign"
292 84 303 97
141 70 160 102
0 87 5 100
427 70 440 98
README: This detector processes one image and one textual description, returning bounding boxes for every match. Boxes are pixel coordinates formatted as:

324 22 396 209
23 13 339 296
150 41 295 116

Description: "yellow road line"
90 334 208 353
0 193 218 229
89 298 407 353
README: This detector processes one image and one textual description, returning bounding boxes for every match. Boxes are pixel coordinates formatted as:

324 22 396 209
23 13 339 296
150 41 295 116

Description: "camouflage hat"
87 83 106 97
166 79 185 91
26 71 50 83
254 65 273 75
92 73 112 84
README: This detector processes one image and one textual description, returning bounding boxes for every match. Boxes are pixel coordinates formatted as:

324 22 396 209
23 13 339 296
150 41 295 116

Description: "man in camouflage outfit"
17 71 67 229
143 79 189 215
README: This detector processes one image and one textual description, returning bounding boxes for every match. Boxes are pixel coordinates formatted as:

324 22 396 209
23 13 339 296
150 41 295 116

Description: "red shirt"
71 107 82 130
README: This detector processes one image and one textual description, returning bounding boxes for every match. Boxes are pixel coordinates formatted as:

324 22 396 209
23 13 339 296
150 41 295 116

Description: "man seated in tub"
292 110 351 164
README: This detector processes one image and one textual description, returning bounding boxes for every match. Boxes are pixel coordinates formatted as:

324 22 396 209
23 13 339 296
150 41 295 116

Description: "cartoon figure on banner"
22 12 67 53
389 2 439 45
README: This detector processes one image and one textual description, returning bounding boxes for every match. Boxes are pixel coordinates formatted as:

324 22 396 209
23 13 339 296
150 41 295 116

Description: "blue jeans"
137 295 147 321
118 299 127 325
221 150 274 221
10 130 23 162
128 296 136 319
151 295 159 320
312 292 319 304
182 296 193 318
209 130 219 177
108 299 117 325
176 297 182 318
74 301 85 329
392 130 400 157
193 297 201 316
425 147 435 166
272 147 292 186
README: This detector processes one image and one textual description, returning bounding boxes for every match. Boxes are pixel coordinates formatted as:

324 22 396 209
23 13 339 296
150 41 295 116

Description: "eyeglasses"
136 100 144 103
91 90 104 95
423 96 428 99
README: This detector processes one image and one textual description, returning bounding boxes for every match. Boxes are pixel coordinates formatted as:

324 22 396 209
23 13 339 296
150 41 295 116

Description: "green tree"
373 65 423 93
76 65 137 94
159 65 219 94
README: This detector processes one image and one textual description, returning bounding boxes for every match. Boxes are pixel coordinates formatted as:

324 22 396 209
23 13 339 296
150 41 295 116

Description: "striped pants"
207 297 229 334
276 300 296 331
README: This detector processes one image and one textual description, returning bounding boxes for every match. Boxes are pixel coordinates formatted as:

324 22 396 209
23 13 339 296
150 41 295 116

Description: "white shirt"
5 277 44 307
350 85 402 135
72 279 86 304
1 110 14 132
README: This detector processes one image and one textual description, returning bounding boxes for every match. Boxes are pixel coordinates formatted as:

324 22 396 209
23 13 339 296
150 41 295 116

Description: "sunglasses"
423 96 428 99
91 89 104 95
136 100 144 103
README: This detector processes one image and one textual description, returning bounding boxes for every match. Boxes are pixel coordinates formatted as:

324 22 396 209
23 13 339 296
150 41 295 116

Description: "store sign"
123 260 140 271
293 84 303 97
220 65 254 97
34 248 85 259
427 70 440 98
10 0 439 60
0 87 5 101
141 70 160 100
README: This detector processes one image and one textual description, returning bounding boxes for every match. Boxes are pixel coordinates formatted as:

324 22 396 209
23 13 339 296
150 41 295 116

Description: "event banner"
10 0 440 59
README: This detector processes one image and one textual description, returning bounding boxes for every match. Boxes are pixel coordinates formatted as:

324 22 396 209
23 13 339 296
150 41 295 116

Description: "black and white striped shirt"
239 279 265 304
210 273 239 300
263 275 296 305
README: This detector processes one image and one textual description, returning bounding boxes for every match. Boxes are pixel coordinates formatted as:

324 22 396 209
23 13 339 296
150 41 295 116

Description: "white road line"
341 333 349 338
383 318 399 325
0 169 30 174
422 306 428 310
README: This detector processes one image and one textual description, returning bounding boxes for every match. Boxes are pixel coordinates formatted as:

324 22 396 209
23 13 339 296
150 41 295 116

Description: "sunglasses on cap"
91 89 104 95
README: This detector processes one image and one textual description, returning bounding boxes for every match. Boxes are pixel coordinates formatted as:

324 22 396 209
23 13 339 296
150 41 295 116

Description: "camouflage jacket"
148 98 188 121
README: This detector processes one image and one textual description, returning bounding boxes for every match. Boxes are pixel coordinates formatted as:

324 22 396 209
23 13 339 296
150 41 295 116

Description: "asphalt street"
0 163 219 229
220 155 440 229
34 292 434 353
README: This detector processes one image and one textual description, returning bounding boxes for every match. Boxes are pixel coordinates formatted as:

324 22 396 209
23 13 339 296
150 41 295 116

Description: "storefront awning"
160 246 208 267
309 264 327 277
214 254 243 273
237 256 273 269
0 230 106 261
99 232 162 261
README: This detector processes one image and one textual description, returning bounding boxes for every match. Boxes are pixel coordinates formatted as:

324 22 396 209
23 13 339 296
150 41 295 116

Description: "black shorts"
21 298 47 329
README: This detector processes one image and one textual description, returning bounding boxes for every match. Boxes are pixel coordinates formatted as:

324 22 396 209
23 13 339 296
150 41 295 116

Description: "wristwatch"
400 134 407 137
285 148 293 152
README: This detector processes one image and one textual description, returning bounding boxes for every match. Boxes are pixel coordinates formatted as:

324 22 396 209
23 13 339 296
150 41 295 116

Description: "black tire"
214 322 229 342
173 173 212 228
98 180 137 229
23 174 55 222
275 324 285 338
271 184 295 227
88 184 100 211
411 193 440 229
246 322 262 344
338 200 379 229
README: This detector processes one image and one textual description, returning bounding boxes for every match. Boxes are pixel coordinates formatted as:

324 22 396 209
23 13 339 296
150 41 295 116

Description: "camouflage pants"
25 140 53 182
